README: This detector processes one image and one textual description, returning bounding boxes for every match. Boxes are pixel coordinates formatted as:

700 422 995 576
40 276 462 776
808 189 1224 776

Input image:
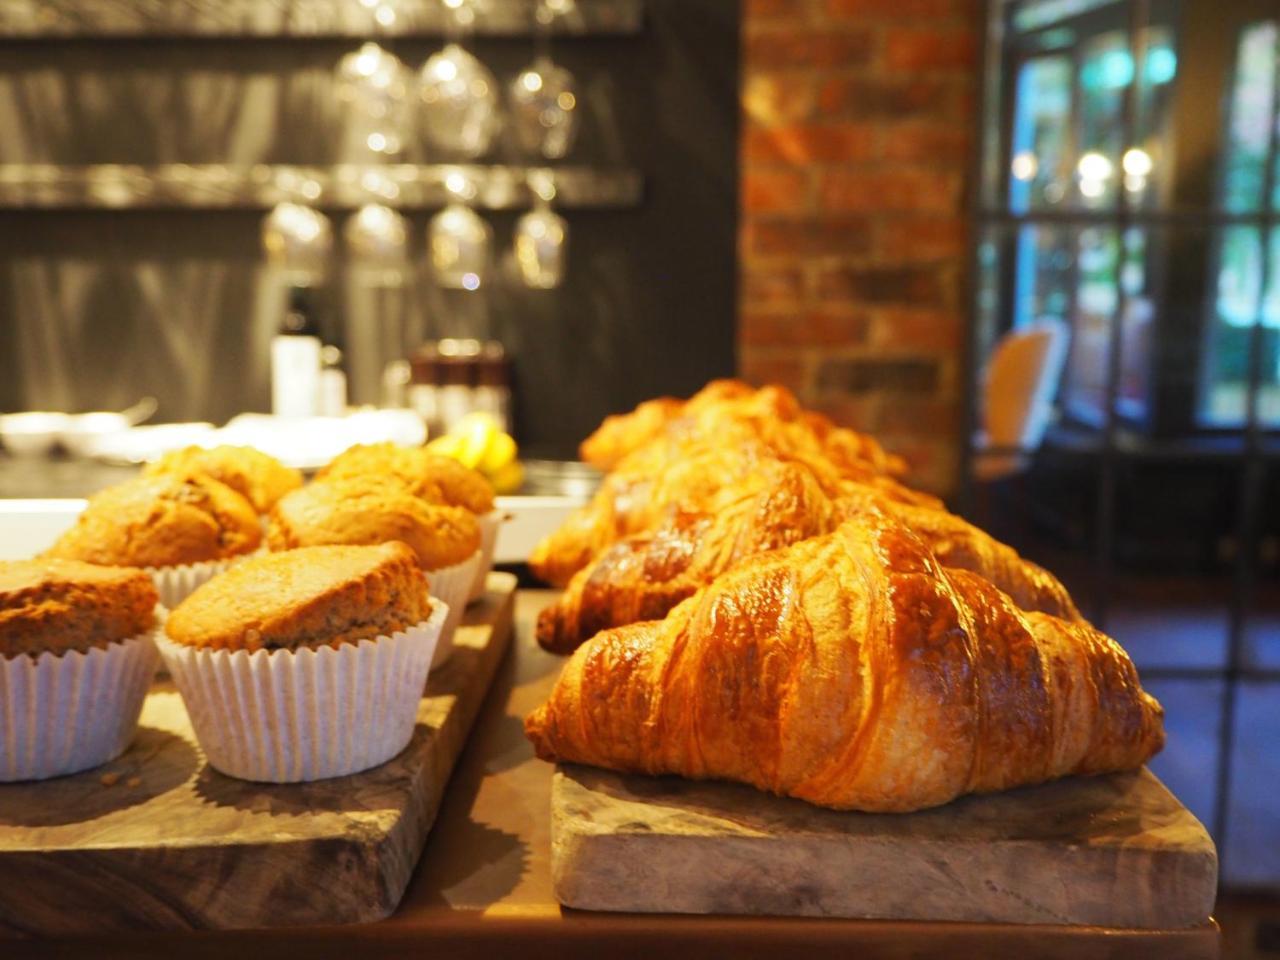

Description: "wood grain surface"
552 762 1218 929
0 573 516 937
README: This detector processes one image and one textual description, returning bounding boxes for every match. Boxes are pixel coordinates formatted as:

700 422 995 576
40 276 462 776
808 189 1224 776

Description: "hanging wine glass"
418 1 500 158
429 171 492 290
262 201 333 285
336 42 412 160
509 1 578 159
345 201 409 281
514 170 568 289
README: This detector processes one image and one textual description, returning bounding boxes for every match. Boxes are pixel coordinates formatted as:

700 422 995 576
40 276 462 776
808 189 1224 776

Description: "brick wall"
737 0 981 495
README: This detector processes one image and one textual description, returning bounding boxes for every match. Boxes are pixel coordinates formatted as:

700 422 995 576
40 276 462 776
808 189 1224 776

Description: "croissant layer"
525 514 1163 813
537 464 1080 654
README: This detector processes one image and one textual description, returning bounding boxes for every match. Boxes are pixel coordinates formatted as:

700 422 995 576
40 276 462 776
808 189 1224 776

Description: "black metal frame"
965 0 1280 884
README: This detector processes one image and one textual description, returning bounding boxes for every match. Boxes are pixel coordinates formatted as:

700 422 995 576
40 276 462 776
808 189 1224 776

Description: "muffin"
319 442 495 514
43 474 262 608
0 559 160 781
318 443 501 603
268 476 481 663
159 543 446 782
144 445 303 513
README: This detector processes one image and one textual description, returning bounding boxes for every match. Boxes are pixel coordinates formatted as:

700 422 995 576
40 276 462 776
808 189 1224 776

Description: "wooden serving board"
551 763 1218 930
0 573 517 937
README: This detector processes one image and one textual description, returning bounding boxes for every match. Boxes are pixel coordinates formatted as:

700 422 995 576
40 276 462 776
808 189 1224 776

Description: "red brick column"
738 0 980 494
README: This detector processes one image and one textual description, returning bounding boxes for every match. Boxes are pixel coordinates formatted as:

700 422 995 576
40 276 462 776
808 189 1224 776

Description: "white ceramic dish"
0 412 71 456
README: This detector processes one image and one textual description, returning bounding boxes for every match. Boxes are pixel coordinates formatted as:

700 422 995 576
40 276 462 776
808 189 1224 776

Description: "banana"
489 458 524 494
427 413 521 492
479 432 516 475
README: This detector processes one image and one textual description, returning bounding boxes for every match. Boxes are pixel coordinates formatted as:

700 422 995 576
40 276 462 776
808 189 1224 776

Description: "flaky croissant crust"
531 425 933 589
579 380 907 478
536 454 1079 654
526 513 1163 813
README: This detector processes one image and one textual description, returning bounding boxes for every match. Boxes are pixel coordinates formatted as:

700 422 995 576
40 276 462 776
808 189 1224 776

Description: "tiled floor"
986 529 1280 886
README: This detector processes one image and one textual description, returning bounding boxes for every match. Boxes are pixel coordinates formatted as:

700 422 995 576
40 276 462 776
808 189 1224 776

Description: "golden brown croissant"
578 380 754 469
531 428 933 588
526 513 1164 812
537 467 1080 654
578 379 907 478
537 458 841 651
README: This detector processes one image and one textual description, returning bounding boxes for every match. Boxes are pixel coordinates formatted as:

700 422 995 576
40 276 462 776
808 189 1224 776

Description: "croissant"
579 379 907 478
537 458 840 651
525 513 1163 812
531 430 933 588
537 466 1080 654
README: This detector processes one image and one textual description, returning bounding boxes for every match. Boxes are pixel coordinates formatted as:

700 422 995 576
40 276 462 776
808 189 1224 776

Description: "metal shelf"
0 163 643 210
0 0 643 39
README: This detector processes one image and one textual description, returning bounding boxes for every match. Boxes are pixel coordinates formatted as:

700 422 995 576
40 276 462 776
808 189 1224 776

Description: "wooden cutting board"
551 763 1218 929
0 573 517 937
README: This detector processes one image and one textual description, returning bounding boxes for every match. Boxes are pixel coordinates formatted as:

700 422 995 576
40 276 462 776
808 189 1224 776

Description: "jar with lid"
408 344 442 435
474 341 512 433
437 339 481 434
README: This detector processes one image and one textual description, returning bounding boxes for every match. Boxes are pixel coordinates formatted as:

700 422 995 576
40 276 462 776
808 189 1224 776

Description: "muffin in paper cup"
467 509 507 604
160 601 446 783
426 549 482 666
40 474 263 599
1 624 160 783
147 558 237 611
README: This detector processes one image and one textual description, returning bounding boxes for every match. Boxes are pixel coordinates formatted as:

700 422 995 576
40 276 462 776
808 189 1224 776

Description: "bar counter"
6 591 1220 960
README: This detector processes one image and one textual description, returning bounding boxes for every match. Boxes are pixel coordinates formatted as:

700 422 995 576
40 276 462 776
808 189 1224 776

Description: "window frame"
979 0 1280 438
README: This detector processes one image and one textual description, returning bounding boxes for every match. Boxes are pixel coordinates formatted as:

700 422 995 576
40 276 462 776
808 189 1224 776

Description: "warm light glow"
1077 151 1113 182
1122 147 1153 177
557 91 576 111
374 4 396 26
367 132 388 152
1010 150 1038 181
445 171 469 196
354 42 381 77
521 71 543 93
462 272 481 290
435 60 458 83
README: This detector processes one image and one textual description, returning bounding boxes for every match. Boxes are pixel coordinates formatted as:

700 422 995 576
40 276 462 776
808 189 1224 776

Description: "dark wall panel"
0 0 740 458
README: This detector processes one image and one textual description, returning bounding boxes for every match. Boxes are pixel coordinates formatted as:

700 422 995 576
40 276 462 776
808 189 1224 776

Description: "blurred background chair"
972 318 1070 483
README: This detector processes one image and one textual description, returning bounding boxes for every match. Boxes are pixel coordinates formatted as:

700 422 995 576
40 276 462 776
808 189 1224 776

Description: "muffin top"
44 474 262 569
318 443 495 515
165 542 431 652
0 559 158 658
144 445 303 513
268 476 481 571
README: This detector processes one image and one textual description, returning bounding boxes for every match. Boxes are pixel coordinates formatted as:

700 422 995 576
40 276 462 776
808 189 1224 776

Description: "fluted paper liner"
147 558 240 610
0 623 160 782
427 550 481 666
467 510 506 604
158 602 447 783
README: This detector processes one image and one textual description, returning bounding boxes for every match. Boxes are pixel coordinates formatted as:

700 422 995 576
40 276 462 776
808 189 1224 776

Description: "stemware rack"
0 164 643 210
0 0 645 211
0 0 643 38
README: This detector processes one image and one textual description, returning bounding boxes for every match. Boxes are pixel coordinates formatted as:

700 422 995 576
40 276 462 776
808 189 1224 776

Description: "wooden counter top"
7 591 1220 960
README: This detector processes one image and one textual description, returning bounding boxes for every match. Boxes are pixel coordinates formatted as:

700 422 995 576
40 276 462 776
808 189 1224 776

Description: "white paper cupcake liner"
0 622 160 782
467 509 507 603
147 558 238 610
158 601 447 783
427 550 481 666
